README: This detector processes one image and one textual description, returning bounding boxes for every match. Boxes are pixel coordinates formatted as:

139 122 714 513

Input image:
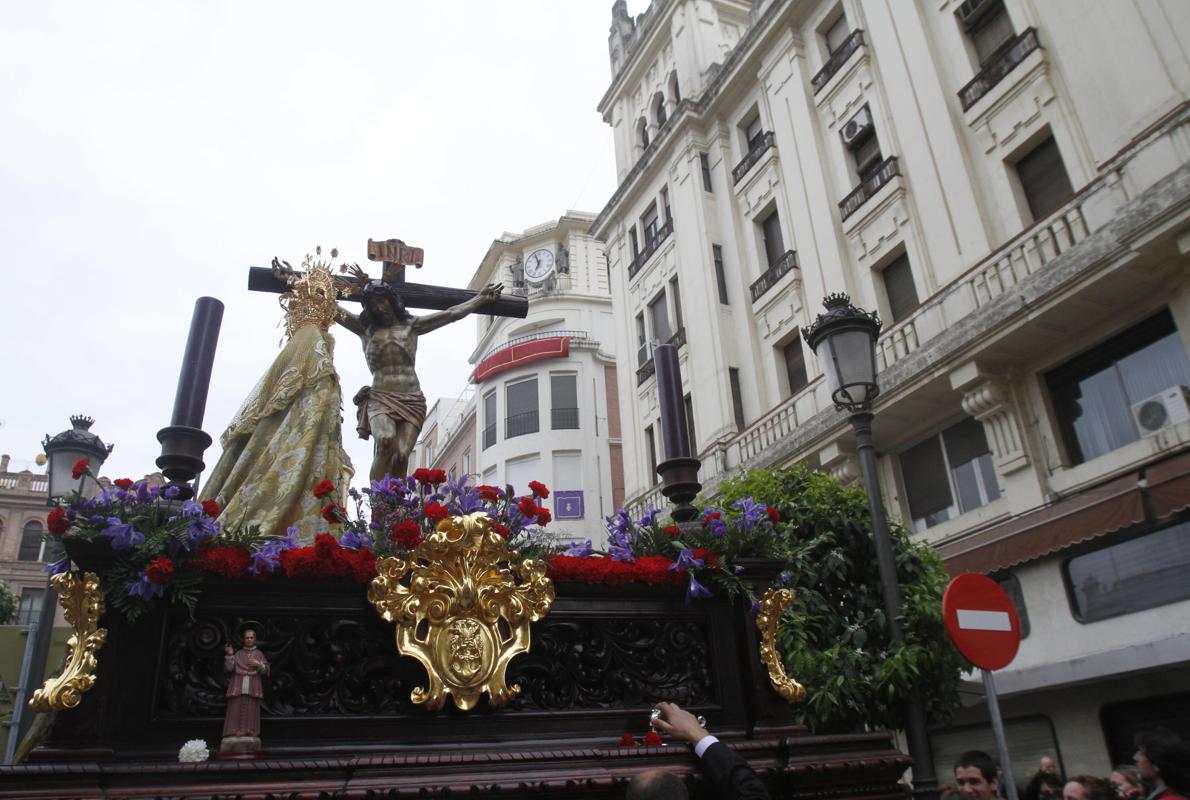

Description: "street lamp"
802 293 938 800
42 415 114 505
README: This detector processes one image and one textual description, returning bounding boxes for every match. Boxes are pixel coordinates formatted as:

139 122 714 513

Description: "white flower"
178 739 210 763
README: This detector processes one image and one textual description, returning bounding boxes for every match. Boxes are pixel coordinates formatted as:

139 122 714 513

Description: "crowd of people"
944 728 1190 800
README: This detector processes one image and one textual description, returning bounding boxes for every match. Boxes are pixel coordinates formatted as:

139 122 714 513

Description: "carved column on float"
951 363 1030 476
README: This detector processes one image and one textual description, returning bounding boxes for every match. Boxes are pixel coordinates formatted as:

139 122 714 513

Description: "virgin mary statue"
201 253 353 541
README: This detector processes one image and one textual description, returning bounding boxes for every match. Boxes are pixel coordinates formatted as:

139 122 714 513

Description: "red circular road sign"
942 573 1022 670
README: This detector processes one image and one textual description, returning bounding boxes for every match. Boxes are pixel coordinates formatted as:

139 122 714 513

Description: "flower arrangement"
48 460 781 620
177 739 210 763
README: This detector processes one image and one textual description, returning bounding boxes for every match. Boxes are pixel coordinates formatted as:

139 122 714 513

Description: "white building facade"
592 0 1190 778
417 213 624 543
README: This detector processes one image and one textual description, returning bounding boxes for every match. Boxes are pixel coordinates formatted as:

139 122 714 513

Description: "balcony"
811 29 864 94
667 327 686 349
505 410 539 439
749 250 798 303
636 358 656 386
732 131 776 185
958 28 1041 111
551 407 580 430
627 218 673 279
839 156 900 221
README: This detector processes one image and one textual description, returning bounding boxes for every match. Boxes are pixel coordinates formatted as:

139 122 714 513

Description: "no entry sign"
943 573 1021 670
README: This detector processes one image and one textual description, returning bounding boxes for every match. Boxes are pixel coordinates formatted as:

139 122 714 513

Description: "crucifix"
247 239 527 480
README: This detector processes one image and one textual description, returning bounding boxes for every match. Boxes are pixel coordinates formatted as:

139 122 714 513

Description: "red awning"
939 471 1146 576
1146 449 1190 520
473 336 571 383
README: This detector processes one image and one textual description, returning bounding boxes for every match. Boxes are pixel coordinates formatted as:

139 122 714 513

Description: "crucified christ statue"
335 264 503 481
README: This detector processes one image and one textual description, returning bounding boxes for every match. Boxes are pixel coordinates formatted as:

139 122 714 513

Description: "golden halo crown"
279 246 344 337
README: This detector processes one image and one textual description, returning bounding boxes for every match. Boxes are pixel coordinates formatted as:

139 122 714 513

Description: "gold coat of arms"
368 512 555 710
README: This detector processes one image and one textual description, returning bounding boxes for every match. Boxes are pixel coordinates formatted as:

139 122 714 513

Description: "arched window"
653 93 667 127
637 117 650 149
668 71 681 105
19 520 44 561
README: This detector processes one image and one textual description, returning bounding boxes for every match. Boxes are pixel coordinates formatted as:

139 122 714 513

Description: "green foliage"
718 464 964 733
0 580 16 625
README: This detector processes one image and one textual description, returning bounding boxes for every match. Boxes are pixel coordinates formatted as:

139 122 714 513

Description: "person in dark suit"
1135 727 1190 800
627 701 770 800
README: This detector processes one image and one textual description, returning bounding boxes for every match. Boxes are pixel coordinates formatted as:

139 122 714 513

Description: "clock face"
525 248 555 281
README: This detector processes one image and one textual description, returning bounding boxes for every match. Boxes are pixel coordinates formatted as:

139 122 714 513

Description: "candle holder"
656 456 701 523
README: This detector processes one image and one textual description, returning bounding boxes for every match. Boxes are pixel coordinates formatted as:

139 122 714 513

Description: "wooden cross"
246 238 527 319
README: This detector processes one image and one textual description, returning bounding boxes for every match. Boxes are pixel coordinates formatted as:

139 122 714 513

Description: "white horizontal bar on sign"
956 609 1012 632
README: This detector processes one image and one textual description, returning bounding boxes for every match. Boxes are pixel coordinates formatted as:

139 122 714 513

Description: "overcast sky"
0 2 648 483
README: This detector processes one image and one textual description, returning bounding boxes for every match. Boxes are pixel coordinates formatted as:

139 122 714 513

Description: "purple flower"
127 574 164 600
180 499 205 518
749 599 762 613
686 574 713 602
164 485 181 499
339 529 374 550
249 528 299 575
187 515 219 546
101 518 144 551
635 506 661 528
731 497 766 533
563 539 594 557
669 548 706 572
45 557 70 576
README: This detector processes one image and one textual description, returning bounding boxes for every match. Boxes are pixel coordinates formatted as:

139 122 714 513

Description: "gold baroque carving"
30 571 108 711
368 512 555 711
756 587 806 703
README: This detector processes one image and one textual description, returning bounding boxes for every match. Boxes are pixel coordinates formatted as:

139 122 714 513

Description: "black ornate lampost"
42 415 114 505
802 293 938 800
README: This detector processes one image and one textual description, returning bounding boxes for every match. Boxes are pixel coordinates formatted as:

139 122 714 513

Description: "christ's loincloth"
353 386 428 440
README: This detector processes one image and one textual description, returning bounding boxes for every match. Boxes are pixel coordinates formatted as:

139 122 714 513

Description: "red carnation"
71 458 89 480
411 468 434 484
643 730 663 746
477 485 501 501
201 498 220 517
491 522 510 539
517 496 538 517
391 519 423 548
619 733 636 747
430 469 447 484
195 544 252 578
47 507 70 536
692 548 719 565
664 524 680 537
312 479 336 499
424 503 450 522
113 478 134 490
321 503 345 524
704 510 722 521
535 508 552 526
528 480 550 499
766 506 780 524
145 556 175 585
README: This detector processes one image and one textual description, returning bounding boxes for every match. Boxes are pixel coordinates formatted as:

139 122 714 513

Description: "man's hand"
224 643 234 656
271 257 297 282
340 262 371 284
479 282 504 302
650 701 709 745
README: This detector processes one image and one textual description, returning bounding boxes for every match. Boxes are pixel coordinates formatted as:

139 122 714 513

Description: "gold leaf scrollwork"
367 512 555 711
29 571 108 711
756 587 806 703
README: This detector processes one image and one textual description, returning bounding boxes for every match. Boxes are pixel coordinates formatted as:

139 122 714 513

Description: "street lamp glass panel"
822 326 878 407
47 445 99 502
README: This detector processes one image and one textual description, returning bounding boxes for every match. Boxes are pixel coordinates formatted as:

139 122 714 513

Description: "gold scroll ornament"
368 512 555 711
756 587 806 702
30 571 108 711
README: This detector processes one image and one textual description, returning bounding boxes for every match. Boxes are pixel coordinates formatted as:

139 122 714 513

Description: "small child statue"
220 627 269 754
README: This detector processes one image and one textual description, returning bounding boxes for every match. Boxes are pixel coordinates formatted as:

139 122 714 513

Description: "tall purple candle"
169 297 225 429
654 343 692 460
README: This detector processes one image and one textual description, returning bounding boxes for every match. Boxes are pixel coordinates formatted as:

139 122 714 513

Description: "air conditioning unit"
956 0 994 29
1131 386 1190 435
841 107 873 147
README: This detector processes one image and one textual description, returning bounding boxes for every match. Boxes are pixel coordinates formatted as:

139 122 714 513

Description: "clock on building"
525 248 555 281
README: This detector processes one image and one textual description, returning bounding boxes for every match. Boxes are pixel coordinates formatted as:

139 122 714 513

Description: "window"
845 107 883 182
1065 520 1190 623
712 244 729 304
700 153 713 192
668 277 683 336
660 186 671 225
1101 693 1190 767
684 393 697 455
881 253 920 323
462 450 471 475
505 378 539 438
637 117 649 149
1014 136 1074 222
644 425 658 484
760 209 785 269
629 227 640 259
744 114 763 150
900 417 1001 531
783 340 808 396
824 12 850 54
960 0 1015 65
992 572 1030 639
668 71 681 105
426 441 435 465
636 313 649 366
19 520 43 562
654 94 667 127
483 391 497 450
16 588 43 626
641 203 659 247
729 368 746 431
1047 310 1190 465
648 292 672 344
551 373 579 429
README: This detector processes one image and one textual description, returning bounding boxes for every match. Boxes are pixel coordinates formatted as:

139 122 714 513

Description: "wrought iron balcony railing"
551 407 580 430
636 358 656 386
732 131 776 185
482 423 496 450
958 28 1040 111
667 327 687 349
811 29 864 94
627 218 674 279
839 156 900 221
750 251 798 302
505 411 539 439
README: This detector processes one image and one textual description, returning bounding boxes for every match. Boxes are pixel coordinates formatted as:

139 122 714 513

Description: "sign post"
943 574 1023 800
